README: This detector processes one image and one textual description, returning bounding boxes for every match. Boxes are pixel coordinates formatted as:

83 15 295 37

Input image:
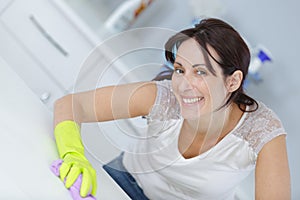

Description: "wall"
220 1 300 199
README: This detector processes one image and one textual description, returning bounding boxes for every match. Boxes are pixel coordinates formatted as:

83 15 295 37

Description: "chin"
181 110 201 120
180 106 213 120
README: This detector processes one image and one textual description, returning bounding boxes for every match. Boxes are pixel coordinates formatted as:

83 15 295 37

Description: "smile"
182 97 204 104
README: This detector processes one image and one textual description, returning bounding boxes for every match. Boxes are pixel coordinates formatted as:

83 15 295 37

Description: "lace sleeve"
234 102 287 155
255 109 286 154
146 80 180 123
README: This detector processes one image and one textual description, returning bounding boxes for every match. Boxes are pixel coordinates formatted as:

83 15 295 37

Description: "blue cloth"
103 153 149 200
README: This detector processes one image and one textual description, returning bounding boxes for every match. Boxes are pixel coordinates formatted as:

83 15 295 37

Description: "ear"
226 70 243 92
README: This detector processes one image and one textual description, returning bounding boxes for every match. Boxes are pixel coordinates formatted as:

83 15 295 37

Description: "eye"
195 69 207 76
174 68 184 74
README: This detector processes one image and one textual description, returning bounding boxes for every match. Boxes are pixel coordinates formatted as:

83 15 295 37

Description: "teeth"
182 97 202 104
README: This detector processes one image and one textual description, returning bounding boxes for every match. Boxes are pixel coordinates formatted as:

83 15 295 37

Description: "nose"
179 73 196 92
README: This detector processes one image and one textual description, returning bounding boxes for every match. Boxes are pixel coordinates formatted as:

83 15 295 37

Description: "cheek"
171 75 180 92
207 81 228 102
171 75 210 94
191 77 211 96
196 76 226 98
197 78 210 93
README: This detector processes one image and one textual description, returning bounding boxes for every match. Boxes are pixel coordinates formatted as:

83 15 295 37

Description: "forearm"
53 91 98 126
53 81 157 126
54 94 79 126
53 92 99 197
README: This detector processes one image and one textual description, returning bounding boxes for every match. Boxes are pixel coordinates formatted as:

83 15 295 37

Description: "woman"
53 18 290 199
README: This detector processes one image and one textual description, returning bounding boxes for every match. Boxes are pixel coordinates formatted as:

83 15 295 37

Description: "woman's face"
171 38 230 120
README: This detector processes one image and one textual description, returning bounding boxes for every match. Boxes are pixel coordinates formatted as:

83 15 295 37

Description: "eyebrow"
174 62 206 68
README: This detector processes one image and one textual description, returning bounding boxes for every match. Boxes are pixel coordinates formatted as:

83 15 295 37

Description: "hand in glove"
54 120 97 197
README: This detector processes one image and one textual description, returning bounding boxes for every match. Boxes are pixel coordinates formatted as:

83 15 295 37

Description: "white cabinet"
0 0 97 108
0 0 167 110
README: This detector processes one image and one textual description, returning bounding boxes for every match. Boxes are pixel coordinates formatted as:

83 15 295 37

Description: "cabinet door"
0 26 65 109
1 0 94 93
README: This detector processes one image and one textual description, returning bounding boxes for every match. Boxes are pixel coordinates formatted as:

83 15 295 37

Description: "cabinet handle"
29 15 69 57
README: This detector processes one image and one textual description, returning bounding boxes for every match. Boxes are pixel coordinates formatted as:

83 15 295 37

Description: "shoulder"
250 102 284 132
146 80 180 123
234 101 286 155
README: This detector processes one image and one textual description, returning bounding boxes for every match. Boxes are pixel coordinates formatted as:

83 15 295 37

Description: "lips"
182 97 204 104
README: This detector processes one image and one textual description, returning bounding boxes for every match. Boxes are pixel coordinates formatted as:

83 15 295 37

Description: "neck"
183 103 240 139
179 103 244 158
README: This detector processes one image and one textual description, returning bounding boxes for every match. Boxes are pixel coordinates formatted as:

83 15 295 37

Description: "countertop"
0 57 130 199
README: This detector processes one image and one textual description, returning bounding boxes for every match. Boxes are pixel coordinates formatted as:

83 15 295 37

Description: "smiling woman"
171 39 233 119
53 18 290 200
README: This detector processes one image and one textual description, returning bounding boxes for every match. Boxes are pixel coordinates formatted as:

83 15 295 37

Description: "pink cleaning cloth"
50 159 96 200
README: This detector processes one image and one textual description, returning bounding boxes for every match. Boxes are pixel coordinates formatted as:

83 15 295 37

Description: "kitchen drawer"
1 0 94 92
0 26 65 109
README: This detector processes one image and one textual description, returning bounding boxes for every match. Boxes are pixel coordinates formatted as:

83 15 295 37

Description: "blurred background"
0 0 299 199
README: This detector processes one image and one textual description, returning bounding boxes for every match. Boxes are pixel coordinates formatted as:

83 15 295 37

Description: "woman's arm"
53 81 157 197
54 81 157 126
255 135 291 199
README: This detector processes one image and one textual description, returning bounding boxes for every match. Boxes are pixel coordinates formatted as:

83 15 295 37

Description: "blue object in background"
244 47 272 89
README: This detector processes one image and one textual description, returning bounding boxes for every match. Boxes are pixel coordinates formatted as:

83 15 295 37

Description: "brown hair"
164 18 258 112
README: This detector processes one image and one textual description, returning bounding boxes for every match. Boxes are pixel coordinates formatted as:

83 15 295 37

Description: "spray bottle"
101 0 154 36
244 45 273 88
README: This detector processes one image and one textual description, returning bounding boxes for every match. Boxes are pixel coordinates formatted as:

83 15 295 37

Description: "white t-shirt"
123 80 286 200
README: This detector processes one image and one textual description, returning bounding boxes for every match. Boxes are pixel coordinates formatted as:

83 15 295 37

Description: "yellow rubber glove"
54 120 97 197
